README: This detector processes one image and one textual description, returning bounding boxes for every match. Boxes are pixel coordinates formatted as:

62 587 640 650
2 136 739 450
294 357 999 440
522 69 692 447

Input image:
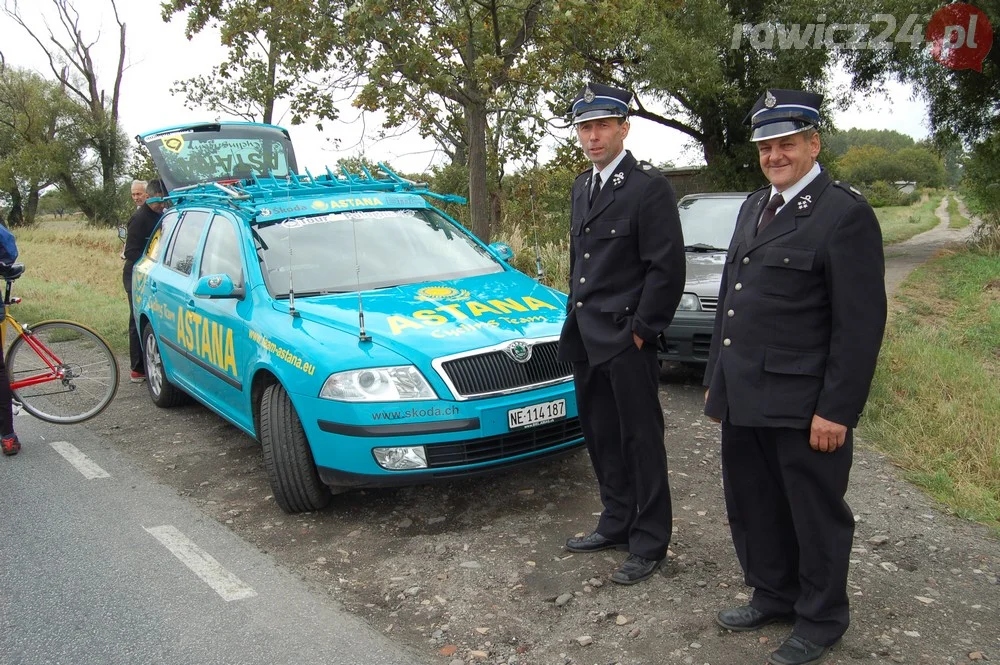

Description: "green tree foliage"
4 0 130 226
838 144 944 188
162 0 341 126
823 128 915 158
0 67 82 226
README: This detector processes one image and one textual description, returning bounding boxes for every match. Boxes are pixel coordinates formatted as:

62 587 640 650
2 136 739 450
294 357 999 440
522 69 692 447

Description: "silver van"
658 192 749 365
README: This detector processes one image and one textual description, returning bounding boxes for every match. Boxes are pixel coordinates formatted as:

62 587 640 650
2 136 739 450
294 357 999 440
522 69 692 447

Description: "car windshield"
255 208 503 297
678 196 744 250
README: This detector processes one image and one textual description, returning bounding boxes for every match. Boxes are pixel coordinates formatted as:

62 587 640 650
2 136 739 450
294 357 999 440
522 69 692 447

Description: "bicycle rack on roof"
156 163 468 212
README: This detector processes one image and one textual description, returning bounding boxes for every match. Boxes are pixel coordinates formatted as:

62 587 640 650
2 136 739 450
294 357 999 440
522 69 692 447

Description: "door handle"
187 299 195 307
149 281 157 293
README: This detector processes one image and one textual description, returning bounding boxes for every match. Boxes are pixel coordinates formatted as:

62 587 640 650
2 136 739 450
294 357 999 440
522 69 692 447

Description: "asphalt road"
0 415 427 665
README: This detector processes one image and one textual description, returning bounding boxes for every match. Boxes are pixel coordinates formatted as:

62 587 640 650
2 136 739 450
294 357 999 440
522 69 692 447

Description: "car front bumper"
658 310 715 364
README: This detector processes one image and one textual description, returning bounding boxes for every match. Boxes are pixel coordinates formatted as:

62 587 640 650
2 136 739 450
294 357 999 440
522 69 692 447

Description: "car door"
186 213 252 428
155 209 212 391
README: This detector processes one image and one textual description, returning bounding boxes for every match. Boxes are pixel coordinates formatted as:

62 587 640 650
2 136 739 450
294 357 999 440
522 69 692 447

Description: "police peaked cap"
746 89 823 141
568 82 636 125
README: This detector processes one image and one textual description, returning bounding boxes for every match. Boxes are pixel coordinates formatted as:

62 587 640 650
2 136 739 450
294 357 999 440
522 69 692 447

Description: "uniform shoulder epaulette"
832 180 867 201
635 161 661 177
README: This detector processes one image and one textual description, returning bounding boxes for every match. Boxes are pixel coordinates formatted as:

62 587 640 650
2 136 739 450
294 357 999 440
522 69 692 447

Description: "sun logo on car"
416 286 471 302
504 341 532 364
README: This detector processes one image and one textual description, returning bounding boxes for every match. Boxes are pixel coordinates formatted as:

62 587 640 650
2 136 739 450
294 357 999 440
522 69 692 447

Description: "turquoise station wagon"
132 122 583 513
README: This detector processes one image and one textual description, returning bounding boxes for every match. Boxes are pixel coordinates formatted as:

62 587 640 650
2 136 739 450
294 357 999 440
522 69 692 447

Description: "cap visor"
751 121 814 141
572 109 626 125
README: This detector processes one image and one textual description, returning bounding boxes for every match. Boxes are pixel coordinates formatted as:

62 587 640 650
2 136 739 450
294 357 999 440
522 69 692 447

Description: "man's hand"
704 389 720 423
633 332 643 349
810 414 847 452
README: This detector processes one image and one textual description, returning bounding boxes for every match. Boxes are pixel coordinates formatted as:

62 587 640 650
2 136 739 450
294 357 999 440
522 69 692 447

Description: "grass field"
9 219 129 354
861 248 1000 534
875 194 945 245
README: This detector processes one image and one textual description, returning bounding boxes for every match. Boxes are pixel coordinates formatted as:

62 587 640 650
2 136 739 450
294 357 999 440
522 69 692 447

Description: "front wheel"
259 383 331 513
8 320 119 424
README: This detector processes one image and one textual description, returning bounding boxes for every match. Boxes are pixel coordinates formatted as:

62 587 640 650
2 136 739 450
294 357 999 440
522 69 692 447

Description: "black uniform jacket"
558 152 685 367
703 171 887 429
123 203 162 265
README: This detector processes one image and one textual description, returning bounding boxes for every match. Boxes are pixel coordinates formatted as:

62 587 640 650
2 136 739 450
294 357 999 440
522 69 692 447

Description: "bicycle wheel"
7 320 119 424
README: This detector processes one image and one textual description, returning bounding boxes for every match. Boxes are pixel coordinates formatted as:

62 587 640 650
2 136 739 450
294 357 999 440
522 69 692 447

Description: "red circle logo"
926 3 993 71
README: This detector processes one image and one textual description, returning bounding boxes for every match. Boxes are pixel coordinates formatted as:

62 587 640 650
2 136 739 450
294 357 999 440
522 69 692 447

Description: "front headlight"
676 293 702 311
320 365 437 402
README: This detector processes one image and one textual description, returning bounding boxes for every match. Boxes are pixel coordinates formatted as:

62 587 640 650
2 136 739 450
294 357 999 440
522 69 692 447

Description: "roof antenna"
286 224 299 317
351 217 372 342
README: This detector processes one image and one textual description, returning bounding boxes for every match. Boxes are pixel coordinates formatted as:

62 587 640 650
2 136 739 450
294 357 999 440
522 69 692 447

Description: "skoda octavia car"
658 192 747 365
132 122 582 513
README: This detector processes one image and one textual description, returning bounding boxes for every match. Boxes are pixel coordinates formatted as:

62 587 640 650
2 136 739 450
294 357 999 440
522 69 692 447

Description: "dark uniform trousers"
123 261 142 373
573 344 670 561
721 422 854 646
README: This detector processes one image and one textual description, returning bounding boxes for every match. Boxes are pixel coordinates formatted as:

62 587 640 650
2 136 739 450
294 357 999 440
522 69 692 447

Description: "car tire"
142 323 190 408
259 383 331 513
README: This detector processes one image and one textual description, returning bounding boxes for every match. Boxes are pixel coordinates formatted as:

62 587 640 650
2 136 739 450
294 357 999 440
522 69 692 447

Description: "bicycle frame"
2 285 69 392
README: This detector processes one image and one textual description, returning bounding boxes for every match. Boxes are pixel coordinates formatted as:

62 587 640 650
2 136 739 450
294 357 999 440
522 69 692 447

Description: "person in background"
0 221 21 456
557 82 686 585
122 178 167 383
704 88 887 665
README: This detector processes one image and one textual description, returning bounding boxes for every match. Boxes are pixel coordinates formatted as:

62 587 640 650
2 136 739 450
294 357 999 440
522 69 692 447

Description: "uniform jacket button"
742 257 750 264
584 227 591 234
624 306 630 312
610 229 616 235
579 277 586 284
734 283 743 291
583 253 591 259
723 338 732 347
576 301 583 308
727 309 734 317
783 257 790 264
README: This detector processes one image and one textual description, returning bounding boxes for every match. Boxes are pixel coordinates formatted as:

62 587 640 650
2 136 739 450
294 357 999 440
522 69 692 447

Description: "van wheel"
142 323 190 408
259 383 331 513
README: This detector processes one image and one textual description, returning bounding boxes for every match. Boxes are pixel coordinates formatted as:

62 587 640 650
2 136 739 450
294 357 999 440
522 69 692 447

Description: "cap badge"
764 90 776 108
612 172 625 186
583 85 595 103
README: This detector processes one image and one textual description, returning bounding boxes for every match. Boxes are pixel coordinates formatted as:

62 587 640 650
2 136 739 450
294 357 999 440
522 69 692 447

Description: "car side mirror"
194 274 245 300
489 241 514 262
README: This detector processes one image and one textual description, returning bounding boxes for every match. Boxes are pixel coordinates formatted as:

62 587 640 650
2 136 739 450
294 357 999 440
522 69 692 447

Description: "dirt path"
883 195 978 297
79 200 996 665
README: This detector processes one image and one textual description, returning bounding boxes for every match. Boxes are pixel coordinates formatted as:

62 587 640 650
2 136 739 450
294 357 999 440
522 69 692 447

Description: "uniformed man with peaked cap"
557 82 686 585
704 89 887 665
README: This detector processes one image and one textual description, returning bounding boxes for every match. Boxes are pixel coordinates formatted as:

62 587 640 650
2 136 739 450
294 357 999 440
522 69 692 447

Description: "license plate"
508 399 566 430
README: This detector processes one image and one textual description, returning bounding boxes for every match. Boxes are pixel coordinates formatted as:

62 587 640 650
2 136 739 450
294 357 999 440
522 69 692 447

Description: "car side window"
164 210 211 276
145 211 179 262
199 216 244 284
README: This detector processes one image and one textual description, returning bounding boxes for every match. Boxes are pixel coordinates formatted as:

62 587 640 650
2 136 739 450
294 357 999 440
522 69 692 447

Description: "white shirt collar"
770 161 821 211
593 148 628 189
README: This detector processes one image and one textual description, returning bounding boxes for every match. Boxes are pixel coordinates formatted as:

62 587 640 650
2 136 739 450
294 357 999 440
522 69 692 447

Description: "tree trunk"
466 102 490 242
24 184 40 226
59 173 98 221
7 189 24 227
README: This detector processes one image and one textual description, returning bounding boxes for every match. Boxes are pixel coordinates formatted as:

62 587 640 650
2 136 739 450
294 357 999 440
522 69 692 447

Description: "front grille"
699 296 718 312
425 417 583 468
441 341 571 398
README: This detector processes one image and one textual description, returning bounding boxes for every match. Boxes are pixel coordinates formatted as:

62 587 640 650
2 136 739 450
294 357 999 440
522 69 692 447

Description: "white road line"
144 525 258 602
49 441 110 479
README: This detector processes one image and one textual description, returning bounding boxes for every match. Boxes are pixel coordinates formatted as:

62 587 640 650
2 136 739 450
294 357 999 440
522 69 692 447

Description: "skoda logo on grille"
504 341 532 364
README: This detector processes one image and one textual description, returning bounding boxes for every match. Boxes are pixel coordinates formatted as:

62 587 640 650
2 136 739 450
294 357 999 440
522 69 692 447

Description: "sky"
0 0 933 176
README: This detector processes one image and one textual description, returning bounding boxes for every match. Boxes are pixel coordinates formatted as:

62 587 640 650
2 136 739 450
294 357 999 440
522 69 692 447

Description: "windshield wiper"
684 243 727 252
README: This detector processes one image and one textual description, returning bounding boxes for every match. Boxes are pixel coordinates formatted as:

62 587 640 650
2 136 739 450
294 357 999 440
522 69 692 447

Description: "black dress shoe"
610 554 662 584
565 532 628 553
767 633 836 665
716 605 794 632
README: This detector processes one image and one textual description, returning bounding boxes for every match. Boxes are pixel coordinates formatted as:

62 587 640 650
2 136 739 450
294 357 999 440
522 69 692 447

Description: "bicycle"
1 263 119 424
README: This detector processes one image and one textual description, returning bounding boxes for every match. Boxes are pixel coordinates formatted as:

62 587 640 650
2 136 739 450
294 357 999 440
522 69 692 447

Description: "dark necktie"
589 174 602 209
757 193 784 234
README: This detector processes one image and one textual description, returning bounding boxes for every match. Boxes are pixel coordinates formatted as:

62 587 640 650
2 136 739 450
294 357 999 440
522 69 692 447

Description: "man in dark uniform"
704 89 887 665
558 82 686 585
123 178 167 383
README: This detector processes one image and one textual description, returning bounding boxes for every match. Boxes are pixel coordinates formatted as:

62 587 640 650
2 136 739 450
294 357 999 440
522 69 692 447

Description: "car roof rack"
154 163 468 213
